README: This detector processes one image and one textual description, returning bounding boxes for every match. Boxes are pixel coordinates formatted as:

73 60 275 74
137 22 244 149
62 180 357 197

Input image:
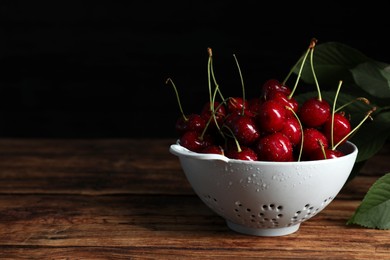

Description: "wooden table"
0 138 389 259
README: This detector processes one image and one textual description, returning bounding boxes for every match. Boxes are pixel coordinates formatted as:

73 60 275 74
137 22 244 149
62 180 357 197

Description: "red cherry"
224 111 240 127
179 131 213 152
225 145 258 161
228 114 260 146
175 113 206 135
261 79 292 100
299 97 331 127
256 132 293 162
310 148 345 160
227 97 248 114
267 91 299 118
256 100 287 133
302 128 328 156
175 116 189 134
169 45 372 164
200 145 225 155
280 117 302 146
323 112 352 147
201 101 227 129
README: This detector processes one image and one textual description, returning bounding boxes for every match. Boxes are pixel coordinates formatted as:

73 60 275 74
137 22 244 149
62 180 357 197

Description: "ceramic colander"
170 141 358 236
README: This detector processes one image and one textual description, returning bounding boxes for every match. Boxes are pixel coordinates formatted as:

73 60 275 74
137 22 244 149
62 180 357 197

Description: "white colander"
170 141 358 236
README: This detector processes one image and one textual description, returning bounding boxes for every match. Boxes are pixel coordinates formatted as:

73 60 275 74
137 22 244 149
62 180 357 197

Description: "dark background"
1 2 389 138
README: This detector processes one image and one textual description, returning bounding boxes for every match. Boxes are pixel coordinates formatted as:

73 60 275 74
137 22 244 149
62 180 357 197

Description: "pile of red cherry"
173 79 353 162
168 41 372 162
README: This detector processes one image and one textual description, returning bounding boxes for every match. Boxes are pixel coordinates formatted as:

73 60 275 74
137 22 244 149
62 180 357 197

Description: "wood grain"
0 138 389 259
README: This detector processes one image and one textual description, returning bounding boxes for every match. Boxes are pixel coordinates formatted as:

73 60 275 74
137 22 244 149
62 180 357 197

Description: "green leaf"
350 109 390 162
347 173 390 229
294 42 371 87
309 42 371 69
293 41 390 107
350 61 390 98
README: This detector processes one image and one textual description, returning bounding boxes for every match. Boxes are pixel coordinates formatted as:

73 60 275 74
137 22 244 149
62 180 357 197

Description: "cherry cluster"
168 40 373 162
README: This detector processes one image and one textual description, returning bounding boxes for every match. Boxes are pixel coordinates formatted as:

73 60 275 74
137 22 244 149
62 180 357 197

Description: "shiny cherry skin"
200 145 225 155
227 97 249 114
175 113 206 135
225 145 258 161
309 148 345 160
302 128 328 157
200 101 227 129
256 100 287 133
228 114 260 146
323 112 352 146
280 117 302 146
261 79 292 100
179 130 213 153
256 132 293 162
299 97 331 127
267 91 299 118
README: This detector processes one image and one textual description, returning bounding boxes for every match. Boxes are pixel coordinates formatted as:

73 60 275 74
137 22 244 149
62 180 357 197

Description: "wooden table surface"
0 138 389 259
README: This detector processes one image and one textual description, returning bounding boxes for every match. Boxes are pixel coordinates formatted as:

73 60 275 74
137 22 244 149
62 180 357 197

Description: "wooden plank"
0 246 389 260
0 195 389 259
0 138 194 195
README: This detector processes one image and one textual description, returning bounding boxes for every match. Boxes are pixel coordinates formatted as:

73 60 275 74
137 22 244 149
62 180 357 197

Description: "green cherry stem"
282 55 303 86
166 77 188 121
287 38 316 99
232 53 246 115
318 140 327 159
222 125 242 153
285 106 304 162
330 80 343 148
309 38 322 101
207 48 213 112
200 86 228 141
333 107 377 150
335 97 370 113
208 48 225 101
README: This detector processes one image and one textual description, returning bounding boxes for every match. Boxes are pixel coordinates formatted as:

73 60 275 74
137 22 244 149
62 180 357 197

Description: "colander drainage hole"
204 195 218 202
291 203 320 224
233 201 284 227
322 196 334 206
203 194 225 214
261 203 282 211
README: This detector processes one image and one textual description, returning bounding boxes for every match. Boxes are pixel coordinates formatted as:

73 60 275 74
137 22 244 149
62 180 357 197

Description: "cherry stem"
200 87 227 140
333 107 377 150
335 97 370 113
309 38 322 101
207 48 219 132
318 140 327 159
165 77 188 121
207 48 213 112
232 53 246 115
222 125 242 153
330 80 343 148
282 56 302 86
285 106 304 162
208 47 225 101
287 38 316 99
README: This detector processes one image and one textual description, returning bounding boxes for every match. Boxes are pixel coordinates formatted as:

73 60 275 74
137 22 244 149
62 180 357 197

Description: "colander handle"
169 144 230 162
